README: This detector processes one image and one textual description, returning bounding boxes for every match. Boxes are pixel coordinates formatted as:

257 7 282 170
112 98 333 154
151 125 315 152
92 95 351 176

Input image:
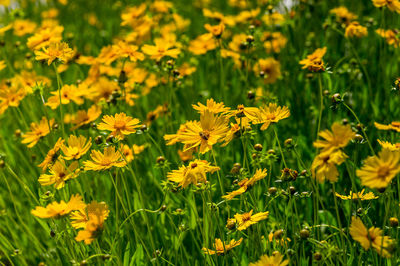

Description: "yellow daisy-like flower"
374 121 400 133
204 22 225 38
37 137 64 171
35 41 74 65
74 201 109 245
329 6 357 25
251 103 290 131
222 186 247 200
345 21 368 38
202 238 243 255
178 110 229 154
46 84 84 110
97 113 141 140
349 216 394 258
222 169 267 200
372 0 400 13
311 149 348 183
192 98 230 114
70 105 102 130
249 252 289 266
376 29 400 48
167 159 219 188
38 159 80 189
21 117 54 148
84 146 127 171
61 135 92 160
335 189 378 201
234 210 269 231
31 194 86 219
377 140 400 151
299 47 327 72
122 144 146 162
314 122 355 152
142 39 180 61
253 58 282 84
356 148 400 189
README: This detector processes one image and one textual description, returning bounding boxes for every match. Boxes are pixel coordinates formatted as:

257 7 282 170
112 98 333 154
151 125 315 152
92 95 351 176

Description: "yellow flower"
21 117 54 148
31 194 86 219
178 111 229 154
221 123 241 146
97 113 141 140
349 216 394 258
61 135 92 160
122 144 146 162
46 84 84 110
372 0 400 13
38 159 80 189
356 148 400 189
374 121 400 133
84 146 127 171
0 60 5 71
376 29 400 47
13 19 36 36
70 105 102 130
311 149 347 183
234 209 269 231
204 22 225 38
249 252 289 266
253 58 282 84
192 98 230 114
377 140 400 151
202 238 243 255
345 21 368 38
75 201 109 244
27 26 63 50
222 169 267 200
313 122 355 152
35 42 74 65
299 47 327 72
38 138 65 171
188 33 217 55
262 32 287 53
329 6 357 25
113 41 145 62
167 159 219 188
142 39 180 61
222 186 247 200
335 189 378 201
251 103 290 131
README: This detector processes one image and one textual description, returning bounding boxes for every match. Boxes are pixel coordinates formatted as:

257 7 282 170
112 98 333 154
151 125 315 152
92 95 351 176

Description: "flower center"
114 120 126 130
199 130 210 140
377 166 390 180
241 213 252 222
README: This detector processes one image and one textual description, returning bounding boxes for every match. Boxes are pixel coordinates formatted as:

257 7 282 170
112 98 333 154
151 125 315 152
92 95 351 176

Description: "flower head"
345 21 368 38
38 137 64 171
84 146 127 171
142 39 180 61
335 189 378 201
38 159 80 189
299 47 327 72
61 135 92 160
374 121 400 133
202 238 243 255
35 41 74 65
311 149 348 183
314 122 355 152
192 98 230 114
250 103 290 130
249 252 289 266
234 210 269 231
356 148 400 189
21 117 54 148
31 194 86 219
97 113 141 140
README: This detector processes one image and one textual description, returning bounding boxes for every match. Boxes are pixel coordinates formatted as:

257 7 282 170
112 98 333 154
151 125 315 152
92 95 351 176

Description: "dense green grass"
0 0 400 265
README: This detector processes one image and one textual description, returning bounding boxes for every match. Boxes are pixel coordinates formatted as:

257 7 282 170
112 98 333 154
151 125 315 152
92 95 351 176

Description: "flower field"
0 0 400 265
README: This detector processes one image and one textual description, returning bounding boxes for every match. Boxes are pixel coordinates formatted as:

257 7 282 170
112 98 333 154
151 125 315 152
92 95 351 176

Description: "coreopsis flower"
167 159 219 188
204 22 225 38
113 41 145 62
222 186 247 200
372 0 400 13
262 12 285 26
299 47 327 72
374 121 400 133
313 122 355 152
38 159 80 189
221 123 241 146
177 111 229 153
267 232 291 246
356 148 400 189
75 201 109 244
202 238 243 255
376 29 400 47
13 19 36 36
329 6 357 25
253 58 281 84
21 117 54 148
249 252 289 266
31 194 86 219
70 105 102 130
122 144 146 162
335 189 378 201
311 149 348 183
192 98 230 114
38 138 64 171
27 26 63 50
377 140 400 151
250 103 290 131
188 33 217 55
345 22 368 38
262 32 287 53
227 104 259 123
234 210 269 230
0 60 5 71
222 169 267 200
84 146 127 171
97 113 141 140
349 216 394 258
35 42 74 65
61 135 92 160
120 4 147 27
46 84 84 109
142 39 180 61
